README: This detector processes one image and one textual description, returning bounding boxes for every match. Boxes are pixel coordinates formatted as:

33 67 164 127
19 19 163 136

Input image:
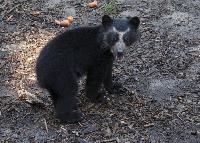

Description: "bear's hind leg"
50 73 82 123
55 95 82 123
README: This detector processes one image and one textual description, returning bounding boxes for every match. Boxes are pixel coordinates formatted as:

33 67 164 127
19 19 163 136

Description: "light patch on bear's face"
111 27 130 61
102 25 136 61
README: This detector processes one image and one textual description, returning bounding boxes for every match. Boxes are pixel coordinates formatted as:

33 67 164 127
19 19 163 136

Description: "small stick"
100 138 118 143
44 118 48 133
78 122 83 127
177 112 183 121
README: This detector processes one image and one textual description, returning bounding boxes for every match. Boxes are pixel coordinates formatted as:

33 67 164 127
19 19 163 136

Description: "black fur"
36 15 140 123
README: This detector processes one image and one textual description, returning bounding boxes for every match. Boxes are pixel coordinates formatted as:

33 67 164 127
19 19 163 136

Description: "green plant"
102 1 116 14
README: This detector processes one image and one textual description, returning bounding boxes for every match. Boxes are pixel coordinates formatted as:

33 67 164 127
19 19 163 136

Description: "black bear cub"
36 15 140 123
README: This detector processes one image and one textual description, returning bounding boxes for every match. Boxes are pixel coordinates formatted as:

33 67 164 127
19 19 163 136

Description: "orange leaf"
88 0 97 8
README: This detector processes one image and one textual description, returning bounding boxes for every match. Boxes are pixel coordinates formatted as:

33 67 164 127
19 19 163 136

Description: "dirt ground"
1 0 200 142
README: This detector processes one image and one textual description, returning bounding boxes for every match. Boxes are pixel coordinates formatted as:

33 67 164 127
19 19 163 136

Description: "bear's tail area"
36 76 46 89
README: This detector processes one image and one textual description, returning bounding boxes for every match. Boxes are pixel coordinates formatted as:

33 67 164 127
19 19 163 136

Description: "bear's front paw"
91 92 107 104
57 111 83 123
107 82 123 94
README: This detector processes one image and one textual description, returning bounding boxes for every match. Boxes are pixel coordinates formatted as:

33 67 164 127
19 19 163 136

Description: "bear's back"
36 26 103 87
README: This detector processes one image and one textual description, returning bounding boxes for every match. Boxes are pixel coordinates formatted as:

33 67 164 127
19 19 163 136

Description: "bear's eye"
107 32 119 46
123 32 135 46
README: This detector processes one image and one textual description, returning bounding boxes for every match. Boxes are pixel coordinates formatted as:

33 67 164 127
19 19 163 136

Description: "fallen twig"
177 111 183 121
44 118 48 133
100 138 119 143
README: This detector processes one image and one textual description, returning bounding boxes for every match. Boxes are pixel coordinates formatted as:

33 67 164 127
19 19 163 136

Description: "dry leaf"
31 11 41 16
55 19 70 27
88 0 97 8
67 16 74 23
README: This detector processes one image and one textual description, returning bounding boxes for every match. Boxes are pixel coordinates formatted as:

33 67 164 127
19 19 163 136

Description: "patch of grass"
102 1 116 14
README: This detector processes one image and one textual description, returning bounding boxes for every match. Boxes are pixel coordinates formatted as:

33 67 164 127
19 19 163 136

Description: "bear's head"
100 15 140 61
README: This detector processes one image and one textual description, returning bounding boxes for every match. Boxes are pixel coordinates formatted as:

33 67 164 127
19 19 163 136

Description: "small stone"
105 127 112 137
82 125 97 134
72 130 79 136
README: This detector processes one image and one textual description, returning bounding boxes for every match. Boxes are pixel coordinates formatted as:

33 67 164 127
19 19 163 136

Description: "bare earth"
0 0 200 142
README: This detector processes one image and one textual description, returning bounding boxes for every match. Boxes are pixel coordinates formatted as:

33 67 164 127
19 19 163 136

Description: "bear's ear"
102 15 113 26
128 16 140 28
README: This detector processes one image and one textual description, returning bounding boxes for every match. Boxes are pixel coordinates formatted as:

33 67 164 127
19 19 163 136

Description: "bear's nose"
117 48 123 53
117 50 124 61
117 51 123 57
